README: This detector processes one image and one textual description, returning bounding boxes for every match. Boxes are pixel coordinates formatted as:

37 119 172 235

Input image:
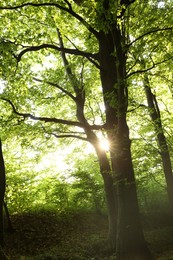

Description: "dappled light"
0 0 173 259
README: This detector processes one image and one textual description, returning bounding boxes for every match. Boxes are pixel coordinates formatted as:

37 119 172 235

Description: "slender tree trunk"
0 139 6 247
95 147 117 251
144 76 173 209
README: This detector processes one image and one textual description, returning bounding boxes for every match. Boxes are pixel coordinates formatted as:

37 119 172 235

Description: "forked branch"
1 98 83 128
1 98 104 130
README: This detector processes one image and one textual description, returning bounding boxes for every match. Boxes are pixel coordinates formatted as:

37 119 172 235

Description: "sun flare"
99 138 110 151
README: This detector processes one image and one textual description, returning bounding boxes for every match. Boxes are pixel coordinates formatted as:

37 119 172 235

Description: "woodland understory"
1 0 173 259
2 208 173 260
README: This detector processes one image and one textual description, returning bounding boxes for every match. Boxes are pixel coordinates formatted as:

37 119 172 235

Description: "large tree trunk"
98 30 119 250
0 139 6 247
144 76 173 209
115 121 153 259
98 23 153 258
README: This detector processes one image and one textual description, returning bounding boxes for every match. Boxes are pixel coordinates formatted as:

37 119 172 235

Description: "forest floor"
3 208 173 259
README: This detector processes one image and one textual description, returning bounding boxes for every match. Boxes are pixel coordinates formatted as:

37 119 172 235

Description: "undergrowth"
3 208 173 259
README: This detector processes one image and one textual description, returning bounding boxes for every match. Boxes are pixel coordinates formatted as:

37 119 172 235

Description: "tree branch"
64 34 100 69
128 27 173 47
0 2 99 38
57 29 89 126
1 98 83 128
41 123 88 141
33 77 76 101
57 29 74 83
126 55 173 78
15 44 98 62
1 98 104 130
52 132 88 141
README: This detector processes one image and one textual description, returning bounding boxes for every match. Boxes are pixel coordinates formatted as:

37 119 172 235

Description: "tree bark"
0 139 6 247
94 145 117 251
144 76 173 210
98 22 153 258
115 122 153 259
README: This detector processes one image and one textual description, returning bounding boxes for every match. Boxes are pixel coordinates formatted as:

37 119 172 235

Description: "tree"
143 73 173 210
0 140 6 249
3 0 173 258
125 0 173 212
